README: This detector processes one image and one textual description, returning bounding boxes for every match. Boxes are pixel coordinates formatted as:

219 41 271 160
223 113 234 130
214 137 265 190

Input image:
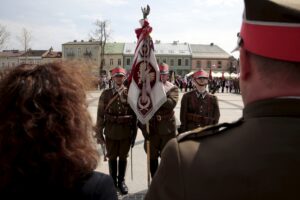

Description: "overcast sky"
0 0 244 56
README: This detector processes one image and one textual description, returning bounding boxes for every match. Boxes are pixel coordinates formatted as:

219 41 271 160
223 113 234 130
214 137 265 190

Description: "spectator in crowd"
145 0 300 199
0 63 117 200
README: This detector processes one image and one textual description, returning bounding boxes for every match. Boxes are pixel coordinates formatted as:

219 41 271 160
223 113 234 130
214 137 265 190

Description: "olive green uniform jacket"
145 98 300 200
96 87 136 140
179 90 220 133
146 84 179 159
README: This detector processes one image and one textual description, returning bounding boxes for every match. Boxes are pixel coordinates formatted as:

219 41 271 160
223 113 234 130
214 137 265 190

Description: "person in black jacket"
0 62 117 200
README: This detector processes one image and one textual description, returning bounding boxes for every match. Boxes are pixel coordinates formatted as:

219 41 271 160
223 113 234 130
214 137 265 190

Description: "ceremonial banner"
128 18 167 124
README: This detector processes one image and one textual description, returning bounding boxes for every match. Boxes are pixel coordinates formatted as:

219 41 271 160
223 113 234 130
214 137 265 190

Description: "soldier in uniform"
95 67 137 195
143 63 179 178
145 0 300 199
179 69 220 133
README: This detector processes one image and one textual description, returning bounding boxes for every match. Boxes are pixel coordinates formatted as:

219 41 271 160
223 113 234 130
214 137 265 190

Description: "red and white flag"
128 19 167 124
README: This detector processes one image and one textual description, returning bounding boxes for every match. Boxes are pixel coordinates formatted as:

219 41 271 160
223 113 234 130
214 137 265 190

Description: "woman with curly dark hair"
0 62 117 200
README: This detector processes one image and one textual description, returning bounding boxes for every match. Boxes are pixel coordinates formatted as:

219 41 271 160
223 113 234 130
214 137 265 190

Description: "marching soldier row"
95 63 220 195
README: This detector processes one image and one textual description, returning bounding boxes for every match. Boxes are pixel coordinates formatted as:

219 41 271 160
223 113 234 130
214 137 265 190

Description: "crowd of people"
0 0 299 199
174 75 240 94
99 73 241 95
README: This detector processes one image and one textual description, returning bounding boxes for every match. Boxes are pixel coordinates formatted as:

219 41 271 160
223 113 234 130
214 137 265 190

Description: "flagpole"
131 147 133 181
127 4 166 188
146 122 151 187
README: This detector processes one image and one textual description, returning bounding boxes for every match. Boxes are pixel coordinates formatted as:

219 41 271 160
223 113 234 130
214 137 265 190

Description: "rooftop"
104 43 125 54
123 42 190 56
190 44 230 59
0 50 25 57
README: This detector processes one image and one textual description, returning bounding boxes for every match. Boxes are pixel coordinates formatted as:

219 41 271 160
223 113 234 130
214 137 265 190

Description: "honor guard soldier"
179 69 220 133
145 0 300 199
95 67 137 195
142 63 179 178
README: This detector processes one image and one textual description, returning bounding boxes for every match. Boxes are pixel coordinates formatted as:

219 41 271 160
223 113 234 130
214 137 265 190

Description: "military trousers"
106 137 131 160
144 133 176 159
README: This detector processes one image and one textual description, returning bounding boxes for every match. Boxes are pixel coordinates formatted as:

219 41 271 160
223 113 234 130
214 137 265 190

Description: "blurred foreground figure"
145 0 300 199
0 63 117 200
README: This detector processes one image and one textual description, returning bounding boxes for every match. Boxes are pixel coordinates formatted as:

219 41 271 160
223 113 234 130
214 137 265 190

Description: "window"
110 59 113 65
118 59 121 66
218 61 222 68
157 59 160 64
126 58 130 65
163 58 166 63
78 48 81 56
207 61 211 68
185 59 189 66
197 60 201 68
178 59 182 66
170 59 174 66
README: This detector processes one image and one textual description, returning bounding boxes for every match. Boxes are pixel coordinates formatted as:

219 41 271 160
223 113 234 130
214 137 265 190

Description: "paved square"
87 91 243 199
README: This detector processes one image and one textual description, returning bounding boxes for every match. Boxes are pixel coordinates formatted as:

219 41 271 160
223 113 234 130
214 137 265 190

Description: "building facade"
62 41 237 77
0 50 24 70
190 43 232 73
62 41 124 76
0 48 61 70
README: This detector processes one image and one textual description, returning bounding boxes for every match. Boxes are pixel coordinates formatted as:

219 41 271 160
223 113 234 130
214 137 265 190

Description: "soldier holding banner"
144 63 179 178
95 67 137 195
178 69 220 133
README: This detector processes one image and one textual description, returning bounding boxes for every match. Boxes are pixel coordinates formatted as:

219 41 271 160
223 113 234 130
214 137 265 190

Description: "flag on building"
127 18 167 124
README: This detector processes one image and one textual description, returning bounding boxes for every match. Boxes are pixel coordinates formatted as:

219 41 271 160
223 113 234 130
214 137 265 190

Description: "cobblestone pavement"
87 90 243 200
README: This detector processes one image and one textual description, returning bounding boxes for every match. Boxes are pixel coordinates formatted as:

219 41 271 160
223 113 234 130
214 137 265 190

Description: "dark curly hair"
0 62 99 191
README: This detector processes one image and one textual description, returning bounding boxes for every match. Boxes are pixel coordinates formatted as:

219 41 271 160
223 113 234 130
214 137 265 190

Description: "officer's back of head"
237 0 300 105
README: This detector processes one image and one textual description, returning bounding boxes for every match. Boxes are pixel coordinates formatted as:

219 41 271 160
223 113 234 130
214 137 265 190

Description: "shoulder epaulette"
177 118 244 142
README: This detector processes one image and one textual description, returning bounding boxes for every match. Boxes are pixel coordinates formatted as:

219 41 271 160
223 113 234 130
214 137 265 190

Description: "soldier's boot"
150 159 159 178
118 160 128 195
108 159 118 188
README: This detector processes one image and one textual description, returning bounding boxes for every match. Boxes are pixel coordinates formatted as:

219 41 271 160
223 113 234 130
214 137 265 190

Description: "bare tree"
0 24 10 50
90 20 111 76
17 27 32 52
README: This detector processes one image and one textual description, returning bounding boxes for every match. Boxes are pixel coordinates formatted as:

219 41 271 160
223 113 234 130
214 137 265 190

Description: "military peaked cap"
111 67 126 77
159 63 169 75
193 69 209 79
239 0 300 62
